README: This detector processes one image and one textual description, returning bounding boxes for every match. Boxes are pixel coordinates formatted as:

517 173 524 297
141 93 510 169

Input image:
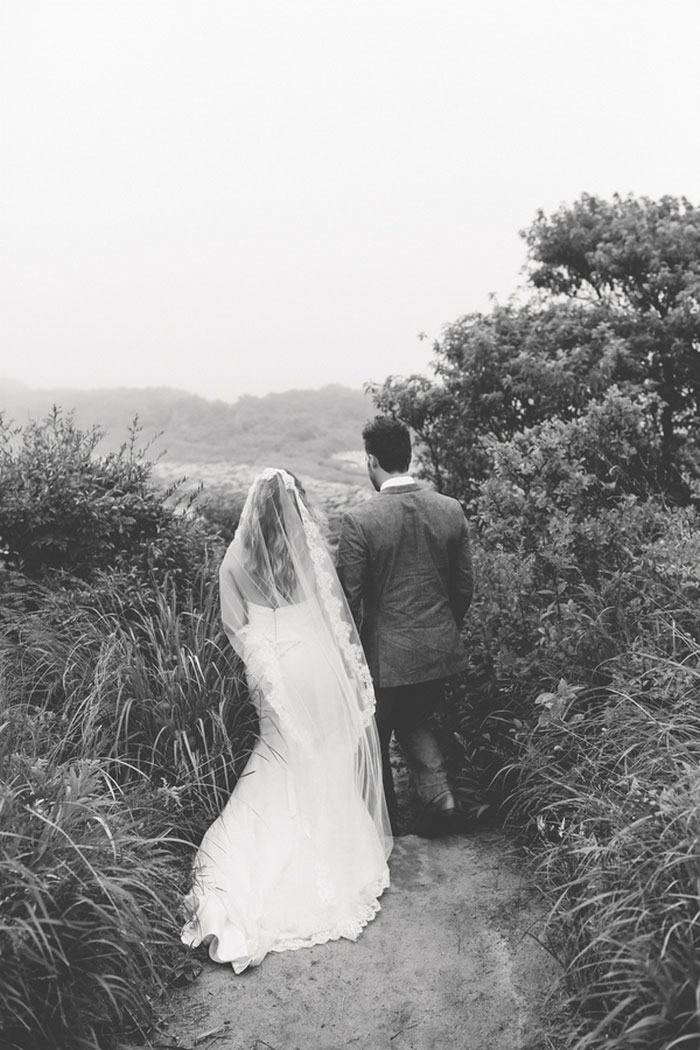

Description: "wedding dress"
181 468 392 973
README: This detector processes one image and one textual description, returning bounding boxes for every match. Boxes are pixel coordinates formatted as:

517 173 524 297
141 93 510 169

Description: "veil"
219 467 392 858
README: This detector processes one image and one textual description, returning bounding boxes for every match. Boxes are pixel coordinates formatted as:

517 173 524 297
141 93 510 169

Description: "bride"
181 467 393 973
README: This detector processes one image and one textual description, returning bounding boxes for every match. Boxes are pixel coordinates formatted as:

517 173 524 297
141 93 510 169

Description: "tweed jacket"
336 481 474 688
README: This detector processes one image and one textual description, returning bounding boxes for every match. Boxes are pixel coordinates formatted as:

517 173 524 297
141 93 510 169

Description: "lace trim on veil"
256 468 376 727
233 466 375 740
291 490 377 728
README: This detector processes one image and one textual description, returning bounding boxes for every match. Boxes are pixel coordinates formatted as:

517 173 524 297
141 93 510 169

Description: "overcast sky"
1 0 698 402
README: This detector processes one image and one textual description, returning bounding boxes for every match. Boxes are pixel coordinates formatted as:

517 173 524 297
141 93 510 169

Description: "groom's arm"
335 512 368 629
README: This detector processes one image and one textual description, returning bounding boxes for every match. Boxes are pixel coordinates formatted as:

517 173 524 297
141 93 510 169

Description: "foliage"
506 603 700 1049
438 437 700 1047
370 301 638 501
0 560 257 1048
526 193 700 480
0 414 258 1048
0 409 215 586
433 393 693 828
371 193 700 504
0 758 180 1050
196 491 246 545
462 391 672 693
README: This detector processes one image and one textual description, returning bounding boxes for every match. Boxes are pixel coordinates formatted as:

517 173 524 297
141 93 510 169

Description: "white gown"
180 600 391 973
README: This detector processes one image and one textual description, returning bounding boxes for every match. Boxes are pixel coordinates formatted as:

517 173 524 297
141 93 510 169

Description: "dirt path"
160 830 561 1050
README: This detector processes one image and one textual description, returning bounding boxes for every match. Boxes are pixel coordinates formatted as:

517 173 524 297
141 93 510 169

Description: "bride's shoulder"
219 535 246 576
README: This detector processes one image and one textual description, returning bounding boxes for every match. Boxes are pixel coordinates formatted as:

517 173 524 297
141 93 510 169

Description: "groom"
336 416 474 836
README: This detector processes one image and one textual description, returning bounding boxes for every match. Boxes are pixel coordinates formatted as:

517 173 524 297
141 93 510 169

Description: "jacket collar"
380 474 415 492
379 480 419 494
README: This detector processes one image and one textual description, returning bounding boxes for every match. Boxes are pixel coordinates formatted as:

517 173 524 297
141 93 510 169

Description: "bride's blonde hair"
241 470 311 603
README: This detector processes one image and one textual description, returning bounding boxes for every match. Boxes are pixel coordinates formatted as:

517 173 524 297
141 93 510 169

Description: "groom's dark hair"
362 416 411 473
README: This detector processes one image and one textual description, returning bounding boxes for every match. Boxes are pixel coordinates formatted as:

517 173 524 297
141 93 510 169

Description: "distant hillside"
0 381 376 484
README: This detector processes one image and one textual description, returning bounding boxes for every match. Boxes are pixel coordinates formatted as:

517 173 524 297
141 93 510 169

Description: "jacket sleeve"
450 511 474 626
335 511 368 629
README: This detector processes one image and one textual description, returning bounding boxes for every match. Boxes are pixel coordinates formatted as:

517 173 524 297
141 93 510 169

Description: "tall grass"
0 758 180 1050
506 608 700 1049
438 495 700 1048
0 563 256 1048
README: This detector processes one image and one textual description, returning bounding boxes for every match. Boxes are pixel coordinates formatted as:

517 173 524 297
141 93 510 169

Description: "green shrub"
0 409 214 588
436 394 688 820
196 491 245 545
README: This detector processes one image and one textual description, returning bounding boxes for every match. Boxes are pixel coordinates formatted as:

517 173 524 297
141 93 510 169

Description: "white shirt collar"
380 475 415 491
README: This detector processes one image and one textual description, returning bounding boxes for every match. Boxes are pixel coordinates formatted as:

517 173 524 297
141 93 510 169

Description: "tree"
372 194 700 504
371 299 638 502
525 193 700 479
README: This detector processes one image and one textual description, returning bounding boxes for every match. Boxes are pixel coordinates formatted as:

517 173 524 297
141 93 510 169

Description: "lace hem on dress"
181 869 390 973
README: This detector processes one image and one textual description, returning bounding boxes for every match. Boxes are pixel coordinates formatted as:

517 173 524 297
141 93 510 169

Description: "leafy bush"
196 491 246 545
495 396 691 670
0 409 214 587
417 388 700 1047
436 392 684 821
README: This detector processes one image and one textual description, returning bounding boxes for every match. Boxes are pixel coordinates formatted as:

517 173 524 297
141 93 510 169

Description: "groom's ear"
367 453 379 470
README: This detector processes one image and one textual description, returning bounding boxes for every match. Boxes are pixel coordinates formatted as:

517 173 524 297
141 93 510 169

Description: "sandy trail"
160 830 560 1050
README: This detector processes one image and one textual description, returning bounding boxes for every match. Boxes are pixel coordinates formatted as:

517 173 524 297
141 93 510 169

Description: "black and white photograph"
2 1 700 1048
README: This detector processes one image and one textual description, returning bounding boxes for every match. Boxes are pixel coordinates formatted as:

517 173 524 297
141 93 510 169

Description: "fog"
1 0 698 400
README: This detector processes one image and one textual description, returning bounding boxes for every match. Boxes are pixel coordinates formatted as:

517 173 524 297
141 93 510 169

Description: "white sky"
1 0 699 402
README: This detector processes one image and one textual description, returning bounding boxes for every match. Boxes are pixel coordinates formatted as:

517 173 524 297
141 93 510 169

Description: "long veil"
219 467 392 859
